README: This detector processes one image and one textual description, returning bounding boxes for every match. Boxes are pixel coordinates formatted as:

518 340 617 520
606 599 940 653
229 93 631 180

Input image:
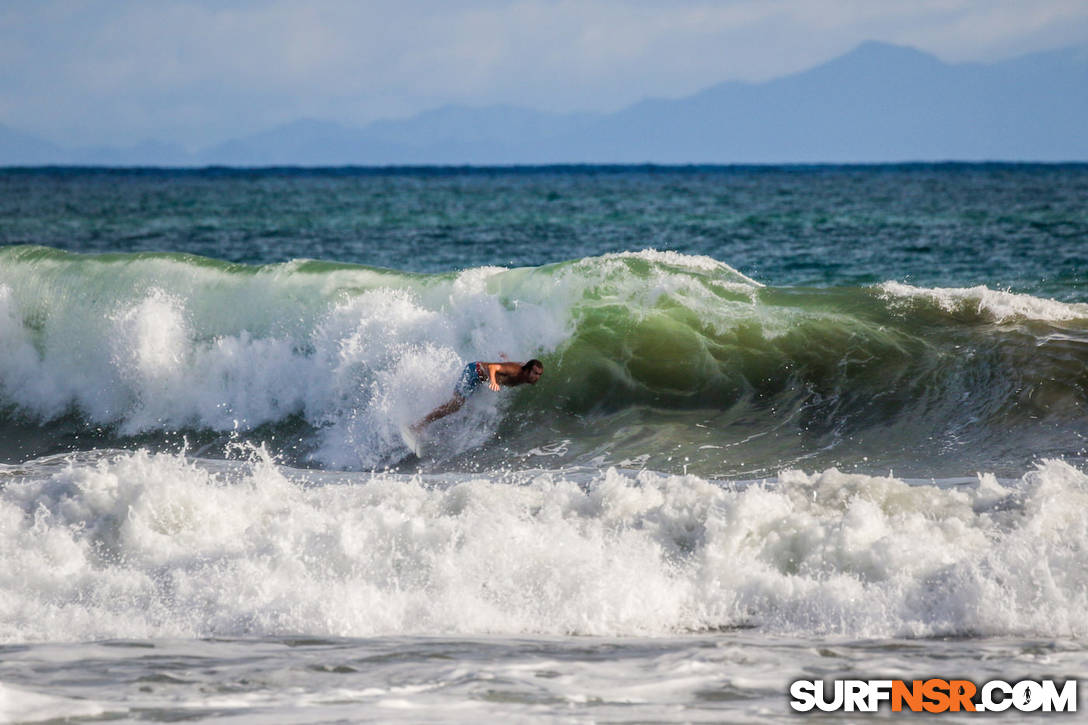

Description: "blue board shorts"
454 362 484 398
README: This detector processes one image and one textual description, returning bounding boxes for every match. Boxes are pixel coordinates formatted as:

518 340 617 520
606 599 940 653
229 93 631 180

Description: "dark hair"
522 359 543 372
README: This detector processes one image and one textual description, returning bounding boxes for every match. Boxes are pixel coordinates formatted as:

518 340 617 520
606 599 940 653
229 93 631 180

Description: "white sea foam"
0 683 104 723
877 281 1088 323
1 450 1085 643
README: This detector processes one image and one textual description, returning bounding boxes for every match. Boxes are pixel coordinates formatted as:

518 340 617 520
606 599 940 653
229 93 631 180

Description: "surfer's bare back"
412 359 543 432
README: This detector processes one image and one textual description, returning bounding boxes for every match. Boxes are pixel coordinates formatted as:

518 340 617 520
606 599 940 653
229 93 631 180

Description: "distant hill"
3 41 1086 166
0 124 191 166
0 124 65 165
196 107 601 165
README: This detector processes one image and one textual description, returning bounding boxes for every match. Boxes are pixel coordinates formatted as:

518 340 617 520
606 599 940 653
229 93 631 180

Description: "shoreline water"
3 631 1086 722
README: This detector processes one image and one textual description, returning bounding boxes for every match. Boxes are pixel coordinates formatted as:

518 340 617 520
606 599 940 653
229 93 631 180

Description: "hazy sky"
3 0 1087 149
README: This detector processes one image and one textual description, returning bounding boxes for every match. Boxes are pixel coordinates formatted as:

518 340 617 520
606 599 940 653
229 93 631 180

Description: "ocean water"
0 164 1086 722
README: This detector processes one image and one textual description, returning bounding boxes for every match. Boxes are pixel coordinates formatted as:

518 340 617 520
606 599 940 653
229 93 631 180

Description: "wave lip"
876 280 1088 323
1 450 1086 642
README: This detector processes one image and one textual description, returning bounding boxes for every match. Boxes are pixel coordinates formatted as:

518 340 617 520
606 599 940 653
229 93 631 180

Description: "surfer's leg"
412 394 465 432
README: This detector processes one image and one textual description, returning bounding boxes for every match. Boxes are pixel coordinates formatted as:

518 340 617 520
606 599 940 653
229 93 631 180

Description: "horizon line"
3 161 1088 174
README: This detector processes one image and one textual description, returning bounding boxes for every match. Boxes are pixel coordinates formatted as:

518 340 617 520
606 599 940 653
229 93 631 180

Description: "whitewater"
1 165 1086 722
5 448 1088 642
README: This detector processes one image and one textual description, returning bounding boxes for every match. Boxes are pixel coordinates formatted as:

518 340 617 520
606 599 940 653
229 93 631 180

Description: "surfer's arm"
481 361 520 391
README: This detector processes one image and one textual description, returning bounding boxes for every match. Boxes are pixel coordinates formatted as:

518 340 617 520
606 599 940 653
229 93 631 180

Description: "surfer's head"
521 359 543 384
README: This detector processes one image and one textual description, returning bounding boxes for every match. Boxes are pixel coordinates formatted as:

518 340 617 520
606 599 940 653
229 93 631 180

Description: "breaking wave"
0 245 1085 473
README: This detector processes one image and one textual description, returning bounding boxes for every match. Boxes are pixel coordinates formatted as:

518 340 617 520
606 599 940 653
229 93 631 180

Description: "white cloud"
2 0 1086 148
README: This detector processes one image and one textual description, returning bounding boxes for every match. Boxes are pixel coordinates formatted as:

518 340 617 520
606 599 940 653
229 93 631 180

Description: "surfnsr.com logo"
789 679 1077 713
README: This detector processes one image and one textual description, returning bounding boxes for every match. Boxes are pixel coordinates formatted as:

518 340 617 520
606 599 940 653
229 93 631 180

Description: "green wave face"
483 256 1088 477
1 245 1086 476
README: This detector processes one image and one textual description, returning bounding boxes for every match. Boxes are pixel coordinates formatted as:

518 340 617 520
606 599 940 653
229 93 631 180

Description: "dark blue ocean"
3 164 1084 296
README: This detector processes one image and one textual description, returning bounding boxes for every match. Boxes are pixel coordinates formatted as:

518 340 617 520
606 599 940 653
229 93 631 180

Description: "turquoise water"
1 165 1086 722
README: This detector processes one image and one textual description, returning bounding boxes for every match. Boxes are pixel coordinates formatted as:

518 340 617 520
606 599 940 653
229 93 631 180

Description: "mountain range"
2 41 1086 166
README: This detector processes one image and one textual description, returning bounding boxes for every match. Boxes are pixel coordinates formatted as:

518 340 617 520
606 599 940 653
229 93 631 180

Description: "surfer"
411 359 543 434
